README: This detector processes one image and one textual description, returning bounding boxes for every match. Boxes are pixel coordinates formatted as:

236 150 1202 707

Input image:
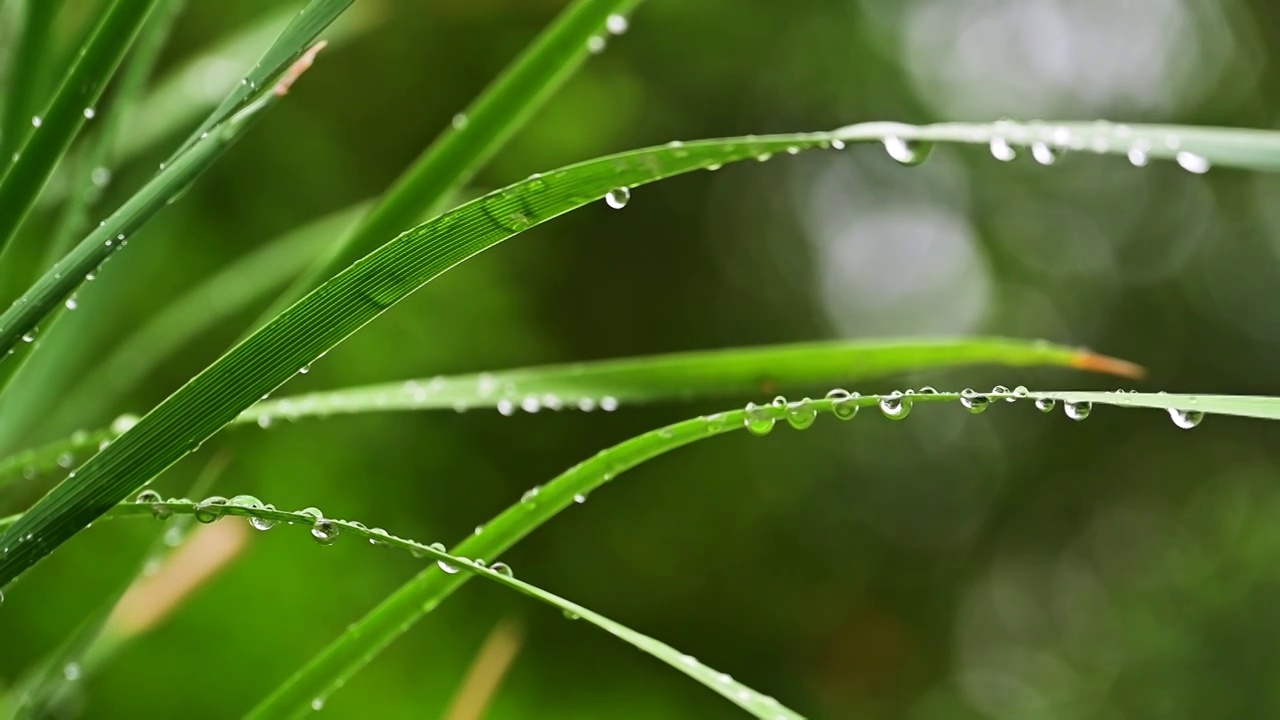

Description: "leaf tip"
1070 350 1146 380
274 40 329 97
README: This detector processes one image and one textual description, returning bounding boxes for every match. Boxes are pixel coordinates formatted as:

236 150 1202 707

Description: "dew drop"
1013 385 1029 398
1030 142 1057 165
257 414 273 429
91 166 111 187
786 400 817 430
573 493 588 504
916 386 939 395
490 562 514 577
1035 397 1056 413
1064 400 1092 421
298 364 310 374
743 402 775 436
21 332 34 343
311 697 324 711
451 113 468 130
829 389 860 421
605 187 630 209
1127 145 1150 167
960 388 990 414
194 496 229 524
30 116 41 128
83 107 95 119
250 512 276 531
587 35 606 54
600 396 619 412
497 398 515 416
64 297 77 310
878 391 912 420
1168 408 1203 430
605 13 628 35
1175 151 1210 174
989 137 1017 161
63 662 81 681
135 489 162 504
311 519 339 545
437 558 459 574
991 384 1016 403
111 414 139 434
883 136 931 166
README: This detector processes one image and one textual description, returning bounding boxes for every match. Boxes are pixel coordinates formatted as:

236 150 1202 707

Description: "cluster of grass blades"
2 0 1280 717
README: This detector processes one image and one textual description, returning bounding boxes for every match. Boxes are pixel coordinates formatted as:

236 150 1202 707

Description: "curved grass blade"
248 387 1280 715
0 500 803 720
0 337 1139 487
0 0 63 166
267 0 644 318
0 120 1255 584
41 202 363 434
0 44 326 368
0 0 160 263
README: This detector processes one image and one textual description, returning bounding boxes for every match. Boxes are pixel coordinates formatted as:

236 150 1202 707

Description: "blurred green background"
4 0 1280 717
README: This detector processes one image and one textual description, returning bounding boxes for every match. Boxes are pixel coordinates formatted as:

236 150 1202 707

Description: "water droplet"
600 396 619 412
883 136 931 166
21 332 34 343
64 297 77 310
577 397 596 412
497 399 515 416
111 414 139 434
916 386 938 395
1013 385 1029 398
989 138 1017 161
257 414 273 429
298 364 310 374
1030 142 1057 165
605 187 630 209
194 496 229 523
829 388 860 420
30 116 41 128
311 697 324 711
605 13 628 35
878 391 912 420
311 519 339 545
960 388 990 414
573 493 588 504
1176 151 1210 174
755 151 773 162
519 395 541 413
991 384 1016 403
57 452 74 468
1035 397 1056 413
1064 400 1092 421
786 400 817 429
437 558 459 574
250 511 276 531
1127 144 1150 167
587 35 606 54
451 113 468 130
474 525 484 536
563 609 581 620
490 562 514 577
63 662 81 681
743 402 775 436
135 489 162 504
91 166 111 187
83 107 95 119
521 486 540 503
831 138 846 150
1168 408 1203 430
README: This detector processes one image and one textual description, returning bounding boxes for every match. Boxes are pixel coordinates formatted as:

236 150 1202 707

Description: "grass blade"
244 387 1280 715
0 120 1253 586
0 337 1138 487
267 0 644 317
0 0 159 264
0 500 804 720
0 43 328 371
0 0 63 165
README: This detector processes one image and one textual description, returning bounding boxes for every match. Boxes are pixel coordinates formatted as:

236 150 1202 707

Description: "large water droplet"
786 400 817 430
135 489 162 504
1064 400 1092 421
1035 397 1056 413
991 384 1016 403
30 116 41 128
989 138 1017 161
490 562 514 577
606 13 628 35
437 558 459 574
605 187 630 209
1127 145 1150 167
194 496 228 523
1175 151 1210 174
1030 142 1057 165
1168 408 1203 430
743 402 775 436
311 519 339 545
250 506 276 531
960 388 990 414
878 391 912 420
882 136 931 166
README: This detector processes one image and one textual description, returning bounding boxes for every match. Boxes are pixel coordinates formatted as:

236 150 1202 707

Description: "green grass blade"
41 0 184 268
0 0 63 165
41 202 363 435
1 456 225 720
0 45 327 369
267 0 643 318
0 0 159 262
0 121 1257 586
0 499 802 720
0 337 1138 487
244 387 1280 715
167 0 352 159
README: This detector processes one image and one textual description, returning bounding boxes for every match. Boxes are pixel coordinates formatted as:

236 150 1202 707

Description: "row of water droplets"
734 386 1204 436
130 490 514 578
872 120 1211 174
